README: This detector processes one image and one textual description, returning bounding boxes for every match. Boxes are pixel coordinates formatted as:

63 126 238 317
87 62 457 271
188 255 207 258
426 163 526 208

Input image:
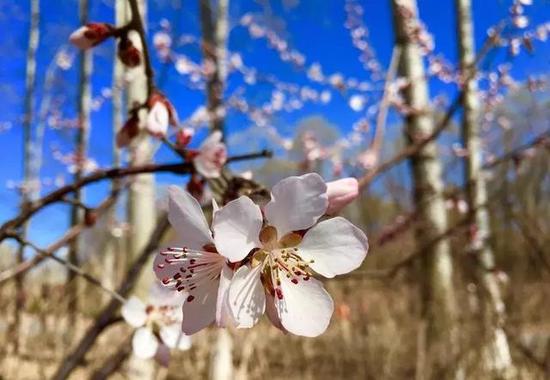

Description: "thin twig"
0 192 119 285
358 24 503 190
0 150 271 243
371 46 402 156
6 232 126 303
51 215 170 380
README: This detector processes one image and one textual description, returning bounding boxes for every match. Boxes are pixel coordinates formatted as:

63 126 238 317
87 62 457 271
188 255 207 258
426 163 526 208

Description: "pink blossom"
153 187 247 334
146 102 169 138
121 285 191 366
326 178 359 215
176 128 195 148
224 174 369 337
193 131 227 178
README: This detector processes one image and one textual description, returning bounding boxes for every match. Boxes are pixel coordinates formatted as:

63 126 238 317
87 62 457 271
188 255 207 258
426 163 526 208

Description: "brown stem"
0 192 120 286
358 23 503 190
51 215 170 380
0 150 271 243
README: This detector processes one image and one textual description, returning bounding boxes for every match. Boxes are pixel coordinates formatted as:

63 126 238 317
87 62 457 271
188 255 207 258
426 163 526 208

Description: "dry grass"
1 267 548 380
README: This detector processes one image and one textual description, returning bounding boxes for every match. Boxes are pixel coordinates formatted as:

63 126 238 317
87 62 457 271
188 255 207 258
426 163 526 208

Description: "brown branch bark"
51 215 170 380
0 150 271 243
0 192 120 286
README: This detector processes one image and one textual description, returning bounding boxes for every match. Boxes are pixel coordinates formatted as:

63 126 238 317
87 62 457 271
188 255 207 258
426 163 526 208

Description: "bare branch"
51 215 170 380
0 150 271 243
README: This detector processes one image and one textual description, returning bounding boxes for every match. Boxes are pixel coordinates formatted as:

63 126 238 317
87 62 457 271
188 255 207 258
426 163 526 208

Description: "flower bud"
325 177 359 215
193 131 227 178
116 114 140 148
118 38 141 67
148 92 178 125
146 102 169 138
69 23 114 50
176 128 194 148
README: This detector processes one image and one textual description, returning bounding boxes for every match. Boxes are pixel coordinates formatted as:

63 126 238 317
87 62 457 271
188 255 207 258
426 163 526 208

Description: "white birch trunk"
200 0 228 135
209 329 234 380
456 0 514 376
124 0 156 378
390 0 459 376
101 0 126 306
66 0 93 333
12 0 39 353
200 2 235 378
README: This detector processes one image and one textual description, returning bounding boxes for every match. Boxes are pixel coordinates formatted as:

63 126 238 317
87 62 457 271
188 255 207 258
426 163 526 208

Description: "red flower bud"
176 128 194 148
116 114 140 148
118 38 141 67
70 23 114 50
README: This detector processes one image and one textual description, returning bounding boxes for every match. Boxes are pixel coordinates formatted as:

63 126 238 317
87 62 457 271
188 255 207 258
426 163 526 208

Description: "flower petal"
264 173 328 236
325 177 359 215
146 102 169 137
298 217 368 278
160 324 192 351
227 265 266 328
275 275 334 337
132 327 159 359
148 281 183 308
216 264 235 327
212 196 262 262
194 131 227 178
265 293 286 333
121 296 147 328
181 278 218 335
168 186 213 250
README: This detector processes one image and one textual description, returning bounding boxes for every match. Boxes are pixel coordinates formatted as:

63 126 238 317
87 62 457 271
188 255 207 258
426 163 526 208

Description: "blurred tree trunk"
101 0 126 306
390 0 459 377
125 0 156 378
66 0 92 335
12 0 39 353
456 0 514 376
200 0 228 136
200 2 235 379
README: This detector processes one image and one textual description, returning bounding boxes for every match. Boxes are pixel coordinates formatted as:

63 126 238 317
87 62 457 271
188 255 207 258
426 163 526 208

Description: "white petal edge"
121 296 147 328
132 327 159 359
275 275 334 337
160 324 192 351
264 173 328 236
216 264 236 327
181 277 218 335
212 196 262 262
298 217 368 278
227 265 266 328
147 102 169 136
168 186 213 250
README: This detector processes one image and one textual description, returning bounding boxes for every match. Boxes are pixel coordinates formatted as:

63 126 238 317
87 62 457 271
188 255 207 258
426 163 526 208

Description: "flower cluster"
154 173 367 337
121 284 191 366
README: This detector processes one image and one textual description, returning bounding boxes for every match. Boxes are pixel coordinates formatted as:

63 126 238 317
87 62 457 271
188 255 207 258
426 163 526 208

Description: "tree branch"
0 150 271 243
0 192 119 286
52 214 170 380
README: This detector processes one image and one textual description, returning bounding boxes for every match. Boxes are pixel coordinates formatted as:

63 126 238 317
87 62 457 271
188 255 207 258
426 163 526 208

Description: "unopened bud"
118 38 141 67
326 177 359 215
69 23 115 50
116 114 140 148
176 128 194 148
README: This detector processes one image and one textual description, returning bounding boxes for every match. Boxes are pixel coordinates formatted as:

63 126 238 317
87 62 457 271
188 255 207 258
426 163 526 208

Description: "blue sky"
0 0 548 250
